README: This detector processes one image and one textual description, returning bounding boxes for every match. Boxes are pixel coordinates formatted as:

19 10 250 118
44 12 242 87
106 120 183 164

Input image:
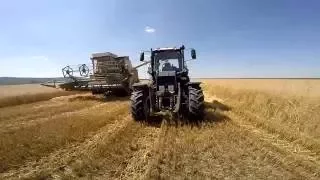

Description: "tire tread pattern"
131 90 145 121
188 87 205 120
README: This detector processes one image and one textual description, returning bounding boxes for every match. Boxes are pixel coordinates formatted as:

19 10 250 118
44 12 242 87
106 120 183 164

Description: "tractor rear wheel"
188 87 205 120
131 90 149 121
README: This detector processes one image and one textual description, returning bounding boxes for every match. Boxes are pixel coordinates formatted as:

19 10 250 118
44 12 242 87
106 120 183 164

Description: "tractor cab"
153 48 183 73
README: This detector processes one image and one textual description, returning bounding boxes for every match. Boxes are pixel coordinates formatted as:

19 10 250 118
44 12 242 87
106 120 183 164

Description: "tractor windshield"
154 51 183 72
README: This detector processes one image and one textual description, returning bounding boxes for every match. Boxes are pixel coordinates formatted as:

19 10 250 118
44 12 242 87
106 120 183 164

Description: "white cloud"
144 26 156 33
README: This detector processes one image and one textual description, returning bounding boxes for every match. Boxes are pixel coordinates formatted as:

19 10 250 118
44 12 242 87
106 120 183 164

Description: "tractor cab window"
154 51 183 72
159 59 179 72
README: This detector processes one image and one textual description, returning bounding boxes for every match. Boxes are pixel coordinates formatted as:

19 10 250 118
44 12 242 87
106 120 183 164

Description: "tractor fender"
186 82 202 89
132 82 150 91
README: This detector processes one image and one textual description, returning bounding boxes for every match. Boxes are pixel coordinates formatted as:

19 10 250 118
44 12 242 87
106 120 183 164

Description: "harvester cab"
131 45 204 121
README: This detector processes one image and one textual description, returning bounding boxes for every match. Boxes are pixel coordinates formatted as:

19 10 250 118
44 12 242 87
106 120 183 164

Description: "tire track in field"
0 102 129 179
206 94 320 179
89 118 162 180
230 108 320 156
0 114 130 180
107 119 169 180
141 120 176 179
0 100 128 174
139 95 320 179
0 94 126 134
0 101 100 133
118 120 163 179
143 115 308 179
0 93 105 125
1 113 161 179
226 110 320 179
0 99 89 122
2 91 319 179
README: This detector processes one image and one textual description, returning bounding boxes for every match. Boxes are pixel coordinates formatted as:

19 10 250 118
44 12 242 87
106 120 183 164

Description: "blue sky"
0 0 319 78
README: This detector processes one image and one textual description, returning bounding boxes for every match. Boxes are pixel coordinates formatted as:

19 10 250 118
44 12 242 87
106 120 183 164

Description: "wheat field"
0 84 79 108
0 80 319 179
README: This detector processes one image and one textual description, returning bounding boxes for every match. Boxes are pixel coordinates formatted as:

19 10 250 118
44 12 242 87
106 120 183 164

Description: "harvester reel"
62 66 74 77
79 64 89 77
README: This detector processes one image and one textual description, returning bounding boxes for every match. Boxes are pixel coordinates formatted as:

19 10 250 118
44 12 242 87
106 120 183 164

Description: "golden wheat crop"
0 84 62 96
0 79 319 179
0 84 80 108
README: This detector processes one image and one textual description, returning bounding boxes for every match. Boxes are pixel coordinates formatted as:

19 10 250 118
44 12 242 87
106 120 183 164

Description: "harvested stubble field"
0 79 319 179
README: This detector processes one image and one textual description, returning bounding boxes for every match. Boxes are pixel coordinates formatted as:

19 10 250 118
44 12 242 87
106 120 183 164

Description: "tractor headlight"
168 85 174 92
158 85 165 92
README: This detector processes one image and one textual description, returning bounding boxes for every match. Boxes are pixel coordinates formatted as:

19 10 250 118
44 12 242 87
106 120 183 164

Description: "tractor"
130 45 204 121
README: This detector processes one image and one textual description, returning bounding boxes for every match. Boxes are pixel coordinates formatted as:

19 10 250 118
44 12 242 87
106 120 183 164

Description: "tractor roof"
153 45 185 53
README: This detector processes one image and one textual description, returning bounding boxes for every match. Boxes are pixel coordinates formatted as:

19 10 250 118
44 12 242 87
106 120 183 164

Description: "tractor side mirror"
191 49 196 59
140 52 145 61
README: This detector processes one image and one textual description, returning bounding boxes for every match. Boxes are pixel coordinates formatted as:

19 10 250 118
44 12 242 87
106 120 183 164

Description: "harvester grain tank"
89 52 139 96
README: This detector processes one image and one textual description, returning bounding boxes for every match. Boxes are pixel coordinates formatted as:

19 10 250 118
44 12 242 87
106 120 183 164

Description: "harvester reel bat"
79 64 89 77
62 66 74 77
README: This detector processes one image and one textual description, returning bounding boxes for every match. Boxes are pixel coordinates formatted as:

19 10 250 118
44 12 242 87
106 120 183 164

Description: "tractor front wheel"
130 90 149 121
188 87 205 120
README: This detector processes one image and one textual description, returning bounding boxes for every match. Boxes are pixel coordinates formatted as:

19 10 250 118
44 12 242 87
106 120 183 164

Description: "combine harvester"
42 52 148 96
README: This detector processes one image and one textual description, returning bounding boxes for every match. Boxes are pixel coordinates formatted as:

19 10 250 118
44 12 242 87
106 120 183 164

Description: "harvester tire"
131 90 148 121
188 87 205 120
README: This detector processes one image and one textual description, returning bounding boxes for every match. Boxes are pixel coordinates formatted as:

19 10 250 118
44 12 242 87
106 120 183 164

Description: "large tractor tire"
131 90 149 121
188 87 205 120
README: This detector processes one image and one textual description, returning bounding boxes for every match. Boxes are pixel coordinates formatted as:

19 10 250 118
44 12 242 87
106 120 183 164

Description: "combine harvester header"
41 52 149 96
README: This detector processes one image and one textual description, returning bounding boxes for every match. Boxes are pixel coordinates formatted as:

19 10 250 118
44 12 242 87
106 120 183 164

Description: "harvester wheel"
131 90 149 121
188 87 205 120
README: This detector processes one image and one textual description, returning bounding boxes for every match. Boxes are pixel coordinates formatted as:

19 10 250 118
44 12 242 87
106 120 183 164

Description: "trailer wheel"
131 90 149 121
188 87 205 120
